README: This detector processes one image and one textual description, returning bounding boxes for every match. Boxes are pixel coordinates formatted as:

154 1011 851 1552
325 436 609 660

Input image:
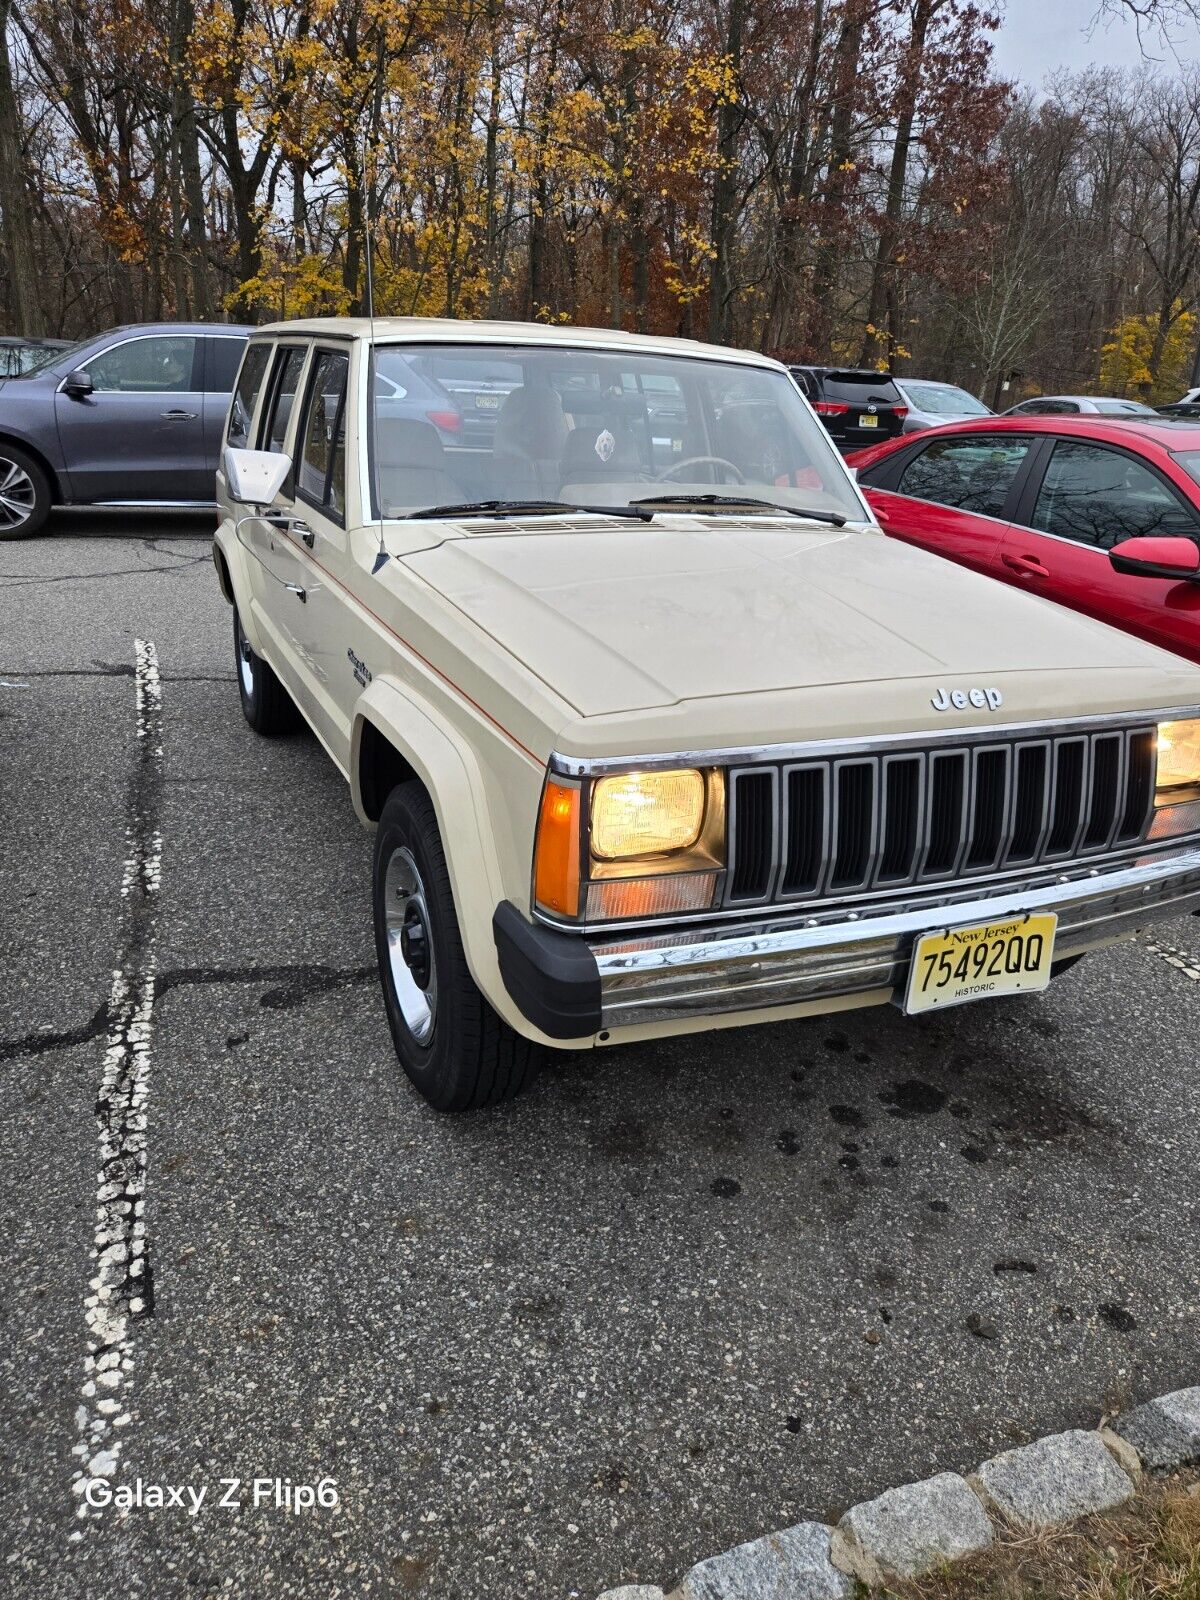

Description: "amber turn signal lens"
534 780 581 917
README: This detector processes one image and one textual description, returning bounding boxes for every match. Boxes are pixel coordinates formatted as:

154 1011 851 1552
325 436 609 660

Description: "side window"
297 350 349 520
225 344 270 450
896 436 1032 518
260 346 309 452
85 335 198 393
206 336 248 394
1030 441 1200 549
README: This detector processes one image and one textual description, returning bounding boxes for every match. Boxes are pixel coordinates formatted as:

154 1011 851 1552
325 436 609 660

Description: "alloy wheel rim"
0 457 35 530
384 846 438 1045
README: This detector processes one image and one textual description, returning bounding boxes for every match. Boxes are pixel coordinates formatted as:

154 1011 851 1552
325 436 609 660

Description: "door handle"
1003 552 1050 578
292 521 314 548
283 582 307 603
161 408 197 420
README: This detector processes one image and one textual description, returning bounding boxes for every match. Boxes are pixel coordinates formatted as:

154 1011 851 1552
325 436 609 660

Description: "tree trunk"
707 0 746 344
860 0 937 368
763 0 825 351
0 0 43 333
806 1 867 358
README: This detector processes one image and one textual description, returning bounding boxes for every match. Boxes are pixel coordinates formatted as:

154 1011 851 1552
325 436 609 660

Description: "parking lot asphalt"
2 517 1199 1600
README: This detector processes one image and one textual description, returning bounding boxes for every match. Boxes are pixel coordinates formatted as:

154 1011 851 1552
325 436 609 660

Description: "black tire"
234 606 298 735
373 781 539 1112
0 443 51 539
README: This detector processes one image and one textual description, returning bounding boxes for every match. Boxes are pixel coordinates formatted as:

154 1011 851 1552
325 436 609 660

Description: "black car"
789 366 907 451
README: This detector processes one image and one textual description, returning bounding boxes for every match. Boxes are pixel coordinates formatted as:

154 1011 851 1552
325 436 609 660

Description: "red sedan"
848 415 1200 665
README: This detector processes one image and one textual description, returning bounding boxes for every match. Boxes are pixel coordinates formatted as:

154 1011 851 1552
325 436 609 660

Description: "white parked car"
893 378 993 432
213 317 1200 1111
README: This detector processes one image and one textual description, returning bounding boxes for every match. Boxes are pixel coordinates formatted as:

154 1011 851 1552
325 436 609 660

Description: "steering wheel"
655 455 746 485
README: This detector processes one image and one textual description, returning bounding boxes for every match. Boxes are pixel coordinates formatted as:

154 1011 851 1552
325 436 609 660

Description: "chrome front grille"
724 725 1157 908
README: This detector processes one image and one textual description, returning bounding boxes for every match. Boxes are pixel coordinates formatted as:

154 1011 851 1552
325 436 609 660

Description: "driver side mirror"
1109 535 1200 582
63 369 93 399
224 447 292 508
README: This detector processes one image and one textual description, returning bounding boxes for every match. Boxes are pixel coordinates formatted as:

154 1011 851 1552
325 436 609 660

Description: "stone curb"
594 1385 1200 1600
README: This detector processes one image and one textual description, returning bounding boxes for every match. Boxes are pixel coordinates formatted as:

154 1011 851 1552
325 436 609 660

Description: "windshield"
371 343 863 522
902 382 989 416
8 338 90 378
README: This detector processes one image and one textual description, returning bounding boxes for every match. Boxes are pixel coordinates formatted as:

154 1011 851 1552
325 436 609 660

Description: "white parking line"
1143 937 1200 983
69 639 162 1529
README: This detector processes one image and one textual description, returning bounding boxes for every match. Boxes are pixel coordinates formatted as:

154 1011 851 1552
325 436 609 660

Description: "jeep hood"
401 521 1192 721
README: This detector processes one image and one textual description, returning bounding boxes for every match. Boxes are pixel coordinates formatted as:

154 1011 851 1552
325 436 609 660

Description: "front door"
238 343 314 684
54 332 209 502
1000 437 1200 661
281 346 354 766
865 432 1037 576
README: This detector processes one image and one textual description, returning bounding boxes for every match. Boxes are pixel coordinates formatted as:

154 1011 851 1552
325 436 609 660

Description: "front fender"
350 676 543 1037
213 515 270 658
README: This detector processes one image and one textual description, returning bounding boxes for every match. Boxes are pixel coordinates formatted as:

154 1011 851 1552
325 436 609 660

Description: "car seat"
376 419 461 513
558 420 646 495
493 385 570 496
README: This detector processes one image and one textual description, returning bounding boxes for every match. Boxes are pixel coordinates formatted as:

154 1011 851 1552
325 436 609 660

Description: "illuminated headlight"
591 769 706 859
1155 719 1200 807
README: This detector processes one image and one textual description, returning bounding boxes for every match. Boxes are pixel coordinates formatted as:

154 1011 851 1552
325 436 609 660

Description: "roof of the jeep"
251 315 785 368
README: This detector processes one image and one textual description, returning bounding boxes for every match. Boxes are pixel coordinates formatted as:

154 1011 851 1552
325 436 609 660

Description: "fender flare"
350 676 517 1023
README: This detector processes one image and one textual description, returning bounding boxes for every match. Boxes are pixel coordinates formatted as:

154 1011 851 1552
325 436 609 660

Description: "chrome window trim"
547 705 1199 779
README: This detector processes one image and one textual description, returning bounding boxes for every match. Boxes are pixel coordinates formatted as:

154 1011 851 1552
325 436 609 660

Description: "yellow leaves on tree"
1099 305 1198 404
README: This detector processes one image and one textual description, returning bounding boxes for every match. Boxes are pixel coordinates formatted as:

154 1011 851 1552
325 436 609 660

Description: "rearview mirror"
1109 535 1200 582
63 369 93 398
224 447 291 508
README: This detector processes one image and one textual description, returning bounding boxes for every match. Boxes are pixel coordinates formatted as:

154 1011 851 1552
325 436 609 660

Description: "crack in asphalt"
0 549 208 591
0 964 376 1064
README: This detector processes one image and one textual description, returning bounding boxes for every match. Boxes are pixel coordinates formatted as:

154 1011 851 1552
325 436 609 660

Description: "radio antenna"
365 130 390 573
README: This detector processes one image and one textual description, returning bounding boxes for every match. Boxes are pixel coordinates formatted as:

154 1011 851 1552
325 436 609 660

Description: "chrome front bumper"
589 848 1200 1029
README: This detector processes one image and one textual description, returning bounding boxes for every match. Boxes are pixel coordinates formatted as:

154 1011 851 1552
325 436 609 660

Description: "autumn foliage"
2 0 1200 398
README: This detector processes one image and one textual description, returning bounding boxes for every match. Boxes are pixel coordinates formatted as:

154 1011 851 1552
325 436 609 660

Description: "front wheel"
373 782 539 1111
234 606 298 735
0 444 51 539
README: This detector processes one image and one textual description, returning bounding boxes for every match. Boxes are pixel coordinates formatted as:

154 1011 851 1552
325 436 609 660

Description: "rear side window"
260 346 309 452
225 344 270 449
297 350 349 520
821 371 901 405
897 435 1032 518
1030 440 1199 548
206 335 248 394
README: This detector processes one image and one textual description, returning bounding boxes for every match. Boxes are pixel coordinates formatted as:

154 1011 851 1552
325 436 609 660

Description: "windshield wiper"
631 493 847 527
407 498 652 522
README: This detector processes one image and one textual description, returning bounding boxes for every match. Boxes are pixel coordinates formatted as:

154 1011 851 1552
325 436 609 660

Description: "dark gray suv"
0 322 251 538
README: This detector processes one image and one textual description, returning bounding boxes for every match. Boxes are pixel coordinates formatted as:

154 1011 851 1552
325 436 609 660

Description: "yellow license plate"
904 913 1057 1014
859 413 879 427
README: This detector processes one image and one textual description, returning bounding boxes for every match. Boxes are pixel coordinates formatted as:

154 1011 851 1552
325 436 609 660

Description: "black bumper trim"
493 901 602 1040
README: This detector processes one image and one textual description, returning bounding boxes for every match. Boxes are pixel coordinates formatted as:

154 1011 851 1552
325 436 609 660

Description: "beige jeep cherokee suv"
213 318 1200 1111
